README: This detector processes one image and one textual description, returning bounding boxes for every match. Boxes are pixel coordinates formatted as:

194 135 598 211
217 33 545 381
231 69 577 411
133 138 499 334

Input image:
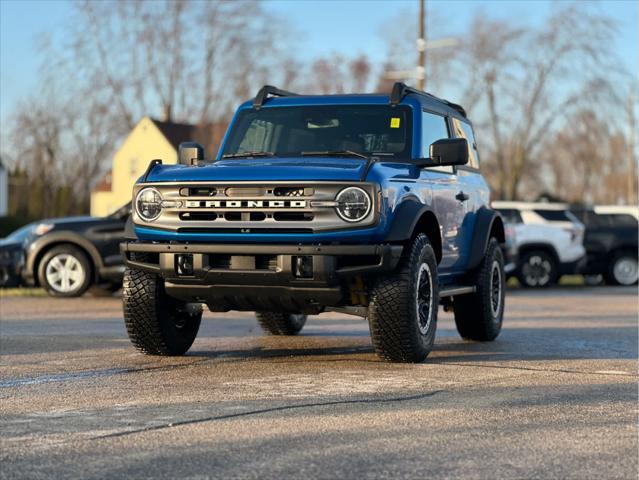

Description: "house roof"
93 170 112 192
150 119 197 150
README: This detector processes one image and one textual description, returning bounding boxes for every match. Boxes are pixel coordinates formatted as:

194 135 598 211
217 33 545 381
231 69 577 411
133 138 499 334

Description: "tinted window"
603 214 638 228
223 105 412 158
534 210 572 222
497 209 523 224
451 118 479 168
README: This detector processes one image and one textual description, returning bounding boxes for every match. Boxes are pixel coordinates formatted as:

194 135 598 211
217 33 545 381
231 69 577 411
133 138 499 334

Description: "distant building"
91 116 228 217
90 117 197 217
0 159 7 217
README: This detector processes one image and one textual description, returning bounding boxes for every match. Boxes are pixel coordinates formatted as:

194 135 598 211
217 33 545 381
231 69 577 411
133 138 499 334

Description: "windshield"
3 224 33 243
222 105 412 159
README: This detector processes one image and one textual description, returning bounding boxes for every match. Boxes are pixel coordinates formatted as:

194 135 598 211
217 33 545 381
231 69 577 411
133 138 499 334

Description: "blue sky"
1 0 637 121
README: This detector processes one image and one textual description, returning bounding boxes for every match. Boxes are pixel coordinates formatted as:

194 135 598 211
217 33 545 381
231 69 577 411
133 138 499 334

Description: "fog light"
293 256 313 279
177 254 194 276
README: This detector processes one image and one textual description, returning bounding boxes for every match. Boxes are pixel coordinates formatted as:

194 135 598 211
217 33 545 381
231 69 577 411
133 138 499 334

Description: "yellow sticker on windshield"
390 117 401 128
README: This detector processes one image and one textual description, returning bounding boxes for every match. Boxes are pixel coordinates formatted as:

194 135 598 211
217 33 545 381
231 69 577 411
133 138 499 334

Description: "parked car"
0 224 33 287
2 203 130 297
493 201 586 287
569 205 638 286
120 83 507 363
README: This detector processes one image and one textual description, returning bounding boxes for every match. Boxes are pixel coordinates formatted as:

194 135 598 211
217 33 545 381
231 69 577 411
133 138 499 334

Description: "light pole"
416 0 426 90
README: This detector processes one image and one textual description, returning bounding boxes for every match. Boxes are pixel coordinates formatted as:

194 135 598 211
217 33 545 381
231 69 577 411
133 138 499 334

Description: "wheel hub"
45 254 85 293
416 263 434 335
490 260 502 317
523 255 551 286
613 257 638 285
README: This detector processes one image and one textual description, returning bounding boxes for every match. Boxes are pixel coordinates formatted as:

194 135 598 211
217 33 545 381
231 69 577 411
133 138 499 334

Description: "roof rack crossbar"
253 85 299 109
389 82 467 118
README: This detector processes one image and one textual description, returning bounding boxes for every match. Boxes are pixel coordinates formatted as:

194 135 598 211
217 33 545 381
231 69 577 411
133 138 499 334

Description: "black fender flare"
26 232 104 282
124 215 137 240
384 197 436 243
466 207 505 270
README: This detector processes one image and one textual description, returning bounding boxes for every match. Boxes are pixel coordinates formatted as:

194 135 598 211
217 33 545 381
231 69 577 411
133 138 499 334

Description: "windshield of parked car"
3 224 33 243
221 105 412 159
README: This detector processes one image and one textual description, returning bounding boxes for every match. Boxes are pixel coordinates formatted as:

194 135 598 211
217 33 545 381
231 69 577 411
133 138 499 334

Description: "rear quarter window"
496 209 523 224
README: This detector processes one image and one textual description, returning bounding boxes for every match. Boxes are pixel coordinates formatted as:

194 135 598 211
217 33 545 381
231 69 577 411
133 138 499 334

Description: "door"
448 117 489 270
417 111 464 272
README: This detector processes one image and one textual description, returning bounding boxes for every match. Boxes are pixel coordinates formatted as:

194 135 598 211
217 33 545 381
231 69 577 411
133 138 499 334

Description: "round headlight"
136 187 162 221
335 187 371 222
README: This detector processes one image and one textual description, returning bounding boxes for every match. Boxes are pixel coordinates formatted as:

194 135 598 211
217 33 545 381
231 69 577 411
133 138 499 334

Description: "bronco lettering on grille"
185 200 307 209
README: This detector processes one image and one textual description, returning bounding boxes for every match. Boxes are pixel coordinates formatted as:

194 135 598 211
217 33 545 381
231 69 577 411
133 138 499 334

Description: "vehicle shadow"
190 324 638 363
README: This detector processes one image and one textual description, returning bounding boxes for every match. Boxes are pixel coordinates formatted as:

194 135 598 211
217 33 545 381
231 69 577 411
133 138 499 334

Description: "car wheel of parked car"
454 238 505 341
255 312 307 335
38 245 92 297
606 251 638 286
122 267 202 355
368 233 439 363
517 250 558 288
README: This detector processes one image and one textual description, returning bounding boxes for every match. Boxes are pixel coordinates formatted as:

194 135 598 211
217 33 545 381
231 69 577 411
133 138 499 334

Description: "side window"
451 118 479 168
421 111 451 173
497 209 523 224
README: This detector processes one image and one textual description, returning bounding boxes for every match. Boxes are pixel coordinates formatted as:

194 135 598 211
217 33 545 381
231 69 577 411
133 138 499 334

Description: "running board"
439 286 476 297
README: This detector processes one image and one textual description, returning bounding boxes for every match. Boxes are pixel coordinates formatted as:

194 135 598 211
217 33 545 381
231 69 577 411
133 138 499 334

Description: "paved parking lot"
0 286 637 479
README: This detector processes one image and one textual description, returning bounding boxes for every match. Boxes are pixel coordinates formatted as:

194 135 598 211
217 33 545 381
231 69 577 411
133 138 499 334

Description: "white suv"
493 202 586 287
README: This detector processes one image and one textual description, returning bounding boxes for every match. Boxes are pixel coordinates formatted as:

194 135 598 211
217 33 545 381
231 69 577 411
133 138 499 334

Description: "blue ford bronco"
121 83 506 363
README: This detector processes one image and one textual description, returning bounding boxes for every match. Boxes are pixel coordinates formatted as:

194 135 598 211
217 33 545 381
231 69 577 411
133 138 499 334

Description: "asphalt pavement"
0 286 637 479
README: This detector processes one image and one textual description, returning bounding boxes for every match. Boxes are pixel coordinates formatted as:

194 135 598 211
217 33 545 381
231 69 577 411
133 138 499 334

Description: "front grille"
135 182 377 234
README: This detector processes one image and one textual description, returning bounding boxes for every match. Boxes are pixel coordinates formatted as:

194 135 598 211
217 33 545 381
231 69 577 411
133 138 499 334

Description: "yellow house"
90 116 197 216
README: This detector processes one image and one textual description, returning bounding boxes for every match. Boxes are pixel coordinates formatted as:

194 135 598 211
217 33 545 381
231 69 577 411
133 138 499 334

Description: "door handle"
456 191 469 202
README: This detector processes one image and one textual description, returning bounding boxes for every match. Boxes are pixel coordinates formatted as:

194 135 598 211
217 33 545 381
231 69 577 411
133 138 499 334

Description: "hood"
145 158 367 183
40 216 97 225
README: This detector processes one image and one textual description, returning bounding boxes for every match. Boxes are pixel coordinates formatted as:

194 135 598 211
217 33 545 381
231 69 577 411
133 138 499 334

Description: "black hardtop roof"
252 83 469 121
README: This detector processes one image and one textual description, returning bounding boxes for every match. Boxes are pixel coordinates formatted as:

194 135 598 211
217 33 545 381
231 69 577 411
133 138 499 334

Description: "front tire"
454 238 505 341
255 312 307 335
368 234 439 363
517 250 557 288
122 268 202 355
606 251 638 286
38 245 92 297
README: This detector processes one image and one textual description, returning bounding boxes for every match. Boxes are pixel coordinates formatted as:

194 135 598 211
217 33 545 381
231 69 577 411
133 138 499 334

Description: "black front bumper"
120 242 403 312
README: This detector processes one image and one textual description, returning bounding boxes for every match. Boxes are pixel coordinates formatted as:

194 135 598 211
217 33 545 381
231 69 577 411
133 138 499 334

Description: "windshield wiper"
301 150 369 160
221 151 275 159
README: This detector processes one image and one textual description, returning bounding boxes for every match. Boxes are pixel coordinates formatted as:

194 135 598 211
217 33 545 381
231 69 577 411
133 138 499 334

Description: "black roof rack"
253 85 299 109
390 82 467 118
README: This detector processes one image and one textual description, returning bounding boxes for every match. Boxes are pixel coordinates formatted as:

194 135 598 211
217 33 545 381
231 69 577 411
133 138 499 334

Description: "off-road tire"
454 238 505 341
122 268 202 355
517 250 558 288
38 245 92 297
605 250 638 286
255 312 307 335
368 234 439 363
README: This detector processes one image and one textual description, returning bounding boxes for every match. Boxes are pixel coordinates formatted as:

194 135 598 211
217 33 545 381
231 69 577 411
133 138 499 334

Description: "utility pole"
416 0 426 90
627 89 637 204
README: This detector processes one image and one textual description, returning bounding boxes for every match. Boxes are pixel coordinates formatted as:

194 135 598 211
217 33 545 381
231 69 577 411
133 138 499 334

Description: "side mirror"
415 138 469 167
429 138 468 166
178 142 204 166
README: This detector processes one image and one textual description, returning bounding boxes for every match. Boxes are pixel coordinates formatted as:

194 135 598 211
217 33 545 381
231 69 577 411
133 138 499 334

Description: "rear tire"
255 312 307 335
122 268 202 355
605 251 638 286
38 245 92 297
517 250 557 288
368 234 439 363
454 238 505 341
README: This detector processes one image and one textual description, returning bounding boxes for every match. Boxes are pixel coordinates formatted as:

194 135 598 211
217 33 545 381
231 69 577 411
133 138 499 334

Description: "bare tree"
459 5 624 200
